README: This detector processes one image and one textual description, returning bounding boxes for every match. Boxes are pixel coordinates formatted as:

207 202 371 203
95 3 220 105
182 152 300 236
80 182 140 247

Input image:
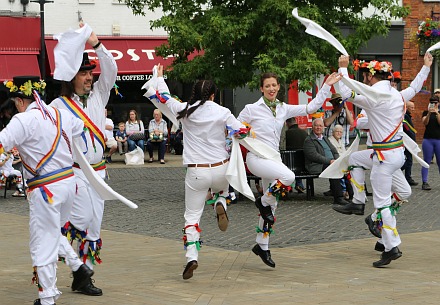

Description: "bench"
244 150 319 201
280 150 319 200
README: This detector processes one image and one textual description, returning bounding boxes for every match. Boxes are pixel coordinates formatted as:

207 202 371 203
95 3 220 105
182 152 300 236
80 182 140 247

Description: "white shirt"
125 120 145 135
0 152 14 172
105 118 115 140
339 66 430 143
0 102 84 179
237 84 331 151
50 44 117 165
156 76 244 164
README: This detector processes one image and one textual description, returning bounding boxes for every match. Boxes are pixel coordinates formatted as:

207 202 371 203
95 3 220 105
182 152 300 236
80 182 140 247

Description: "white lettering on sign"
85 48 170 62
115 74 168 82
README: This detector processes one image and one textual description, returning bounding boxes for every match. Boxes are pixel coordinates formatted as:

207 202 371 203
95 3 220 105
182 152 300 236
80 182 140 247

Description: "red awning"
0 54 41 81
45 37 178 76
0 16 40 52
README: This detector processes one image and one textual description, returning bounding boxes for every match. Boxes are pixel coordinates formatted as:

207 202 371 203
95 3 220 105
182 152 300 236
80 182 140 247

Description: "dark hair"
260 72 279 88
0 98 18 118
60 81 75 98
177 80 217 119
429 95 439 103
128 109 141 124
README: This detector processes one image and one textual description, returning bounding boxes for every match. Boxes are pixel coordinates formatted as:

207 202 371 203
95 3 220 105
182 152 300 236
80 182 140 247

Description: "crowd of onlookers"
103 108 183 164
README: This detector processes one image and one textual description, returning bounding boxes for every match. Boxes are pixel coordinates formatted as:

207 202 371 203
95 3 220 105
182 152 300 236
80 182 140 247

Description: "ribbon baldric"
58 96 106 153
369 100 406 163
22 107 65 204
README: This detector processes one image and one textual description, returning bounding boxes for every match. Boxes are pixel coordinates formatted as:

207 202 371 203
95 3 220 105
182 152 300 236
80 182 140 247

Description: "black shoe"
373 246 402 267
422 182 431 190
333 197 350 205
332 202 365 215
365 215 382 238
182 260 198 280
407 179 418 186
71 264 94 291
323 190 332 196
34 299 55 305
374 241 385 252
252 244 275 268
105 156 112 163
254 197 274 225
77 278 103 296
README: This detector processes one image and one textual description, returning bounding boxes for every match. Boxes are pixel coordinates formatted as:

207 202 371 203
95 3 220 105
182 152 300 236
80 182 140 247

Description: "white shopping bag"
125 146 145 165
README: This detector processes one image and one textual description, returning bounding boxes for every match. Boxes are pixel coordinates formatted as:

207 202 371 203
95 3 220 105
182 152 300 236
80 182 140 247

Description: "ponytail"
177 80 217 119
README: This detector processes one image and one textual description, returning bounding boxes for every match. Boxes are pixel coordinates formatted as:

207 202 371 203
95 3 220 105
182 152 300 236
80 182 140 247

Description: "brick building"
403 0 440 142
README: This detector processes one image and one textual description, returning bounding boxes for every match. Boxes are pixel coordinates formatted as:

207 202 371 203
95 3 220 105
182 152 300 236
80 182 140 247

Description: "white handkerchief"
292 8 348 56
53 24 93 81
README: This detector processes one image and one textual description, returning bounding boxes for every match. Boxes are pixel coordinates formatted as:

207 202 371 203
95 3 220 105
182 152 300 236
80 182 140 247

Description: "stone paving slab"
1 213 440 305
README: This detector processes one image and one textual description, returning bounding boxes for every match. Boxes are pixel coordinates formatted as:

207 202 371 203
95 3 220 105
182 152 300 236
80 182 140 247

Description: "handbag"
149 132 163 142
129 133 146 141
129 121 145 141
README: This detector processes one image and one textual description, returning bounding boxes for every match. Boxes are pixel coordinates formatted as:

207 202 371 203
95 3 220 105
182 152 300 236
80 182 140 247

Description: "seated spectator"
328 124 353 200
174 126 183 155
285 117 307 193
126 109 145 152
0 149 25 197
104 109 118 163
146 109 168 164
303 118 350 205
115 122 128 155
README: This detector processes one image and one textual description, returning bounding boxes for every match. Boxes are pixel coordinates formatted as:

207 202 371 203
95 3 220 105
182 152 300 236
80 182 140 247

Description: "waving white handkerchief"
426 41 440 54
319 135 360 179
53 24 93 81
226 137 255 201
292 8 348 56
402 133 429 168
142 67 179 127
73 139 138 209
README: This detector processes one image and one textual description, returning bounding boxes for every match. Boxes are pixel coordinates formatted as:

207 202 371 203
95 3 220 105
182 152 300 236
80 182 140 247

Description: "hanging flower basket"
417 18 440 45
416 18 440 55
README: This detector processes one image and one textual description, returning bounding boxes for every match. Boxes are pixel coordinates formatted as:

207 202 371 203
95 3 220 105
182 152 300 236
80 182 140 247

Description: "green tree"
123 0 409 91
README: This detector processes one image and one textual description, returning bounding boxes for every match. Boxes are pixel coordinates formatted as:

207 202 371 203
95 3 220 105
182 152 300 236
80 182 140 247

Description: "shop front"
44 36 192 126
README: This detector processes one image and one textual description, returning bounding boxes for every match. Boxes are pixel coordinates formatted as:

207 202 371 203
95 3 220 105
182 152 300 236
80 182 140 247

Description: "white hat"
434 88 440 94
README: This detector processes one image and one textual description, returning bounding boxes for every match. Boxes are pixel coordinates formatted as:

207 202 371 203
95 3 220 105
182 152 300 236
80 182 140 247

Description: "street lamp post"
30 0 54 82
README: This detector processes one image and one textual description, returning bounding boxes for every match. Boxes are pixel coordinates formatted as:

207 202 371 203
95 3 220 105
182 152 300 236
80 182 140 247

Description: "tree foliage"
122 0 409 90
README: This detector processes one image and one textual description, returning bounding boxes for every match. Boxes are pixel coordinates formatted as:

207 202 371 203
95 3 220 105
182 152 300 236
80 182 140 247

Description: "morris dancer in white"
1 76 93 305
237 71 342 268
50 23 117 295
345 110 412 247
146 64 249 280
337 53 433 267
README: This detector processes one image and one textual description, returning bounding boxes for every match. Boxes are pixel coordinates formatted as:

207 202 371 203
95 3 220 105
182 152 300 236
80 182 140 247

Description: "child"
115 122 128 155
0 148 25 197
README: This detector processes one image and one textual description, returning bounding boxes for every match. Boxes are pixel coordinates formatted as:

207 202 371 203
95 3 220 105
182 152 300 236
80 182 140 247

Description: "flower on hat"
3 79 46 96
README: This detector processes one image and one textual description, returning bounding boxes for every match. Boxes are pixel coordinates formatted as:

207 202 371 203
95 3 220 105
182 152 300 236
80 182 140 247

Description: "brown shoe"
215 203 229 231
182 260 198 280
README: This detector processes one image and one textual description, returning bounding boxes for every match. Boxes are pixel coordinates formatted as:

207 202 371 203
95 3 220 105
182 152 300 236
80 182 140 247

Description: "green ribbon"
186 241 201 251
263 96 282 117
78 94 89 108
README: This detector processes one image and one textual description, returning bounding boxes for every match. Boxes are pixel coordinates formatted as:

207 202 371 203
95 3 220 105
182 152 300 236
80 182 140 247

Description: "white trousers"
1 169 23 187
184 163 229 262
246 153 295 250
370 148 405 251
69 168 106 269
28 176 76 304
348 149 411 205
